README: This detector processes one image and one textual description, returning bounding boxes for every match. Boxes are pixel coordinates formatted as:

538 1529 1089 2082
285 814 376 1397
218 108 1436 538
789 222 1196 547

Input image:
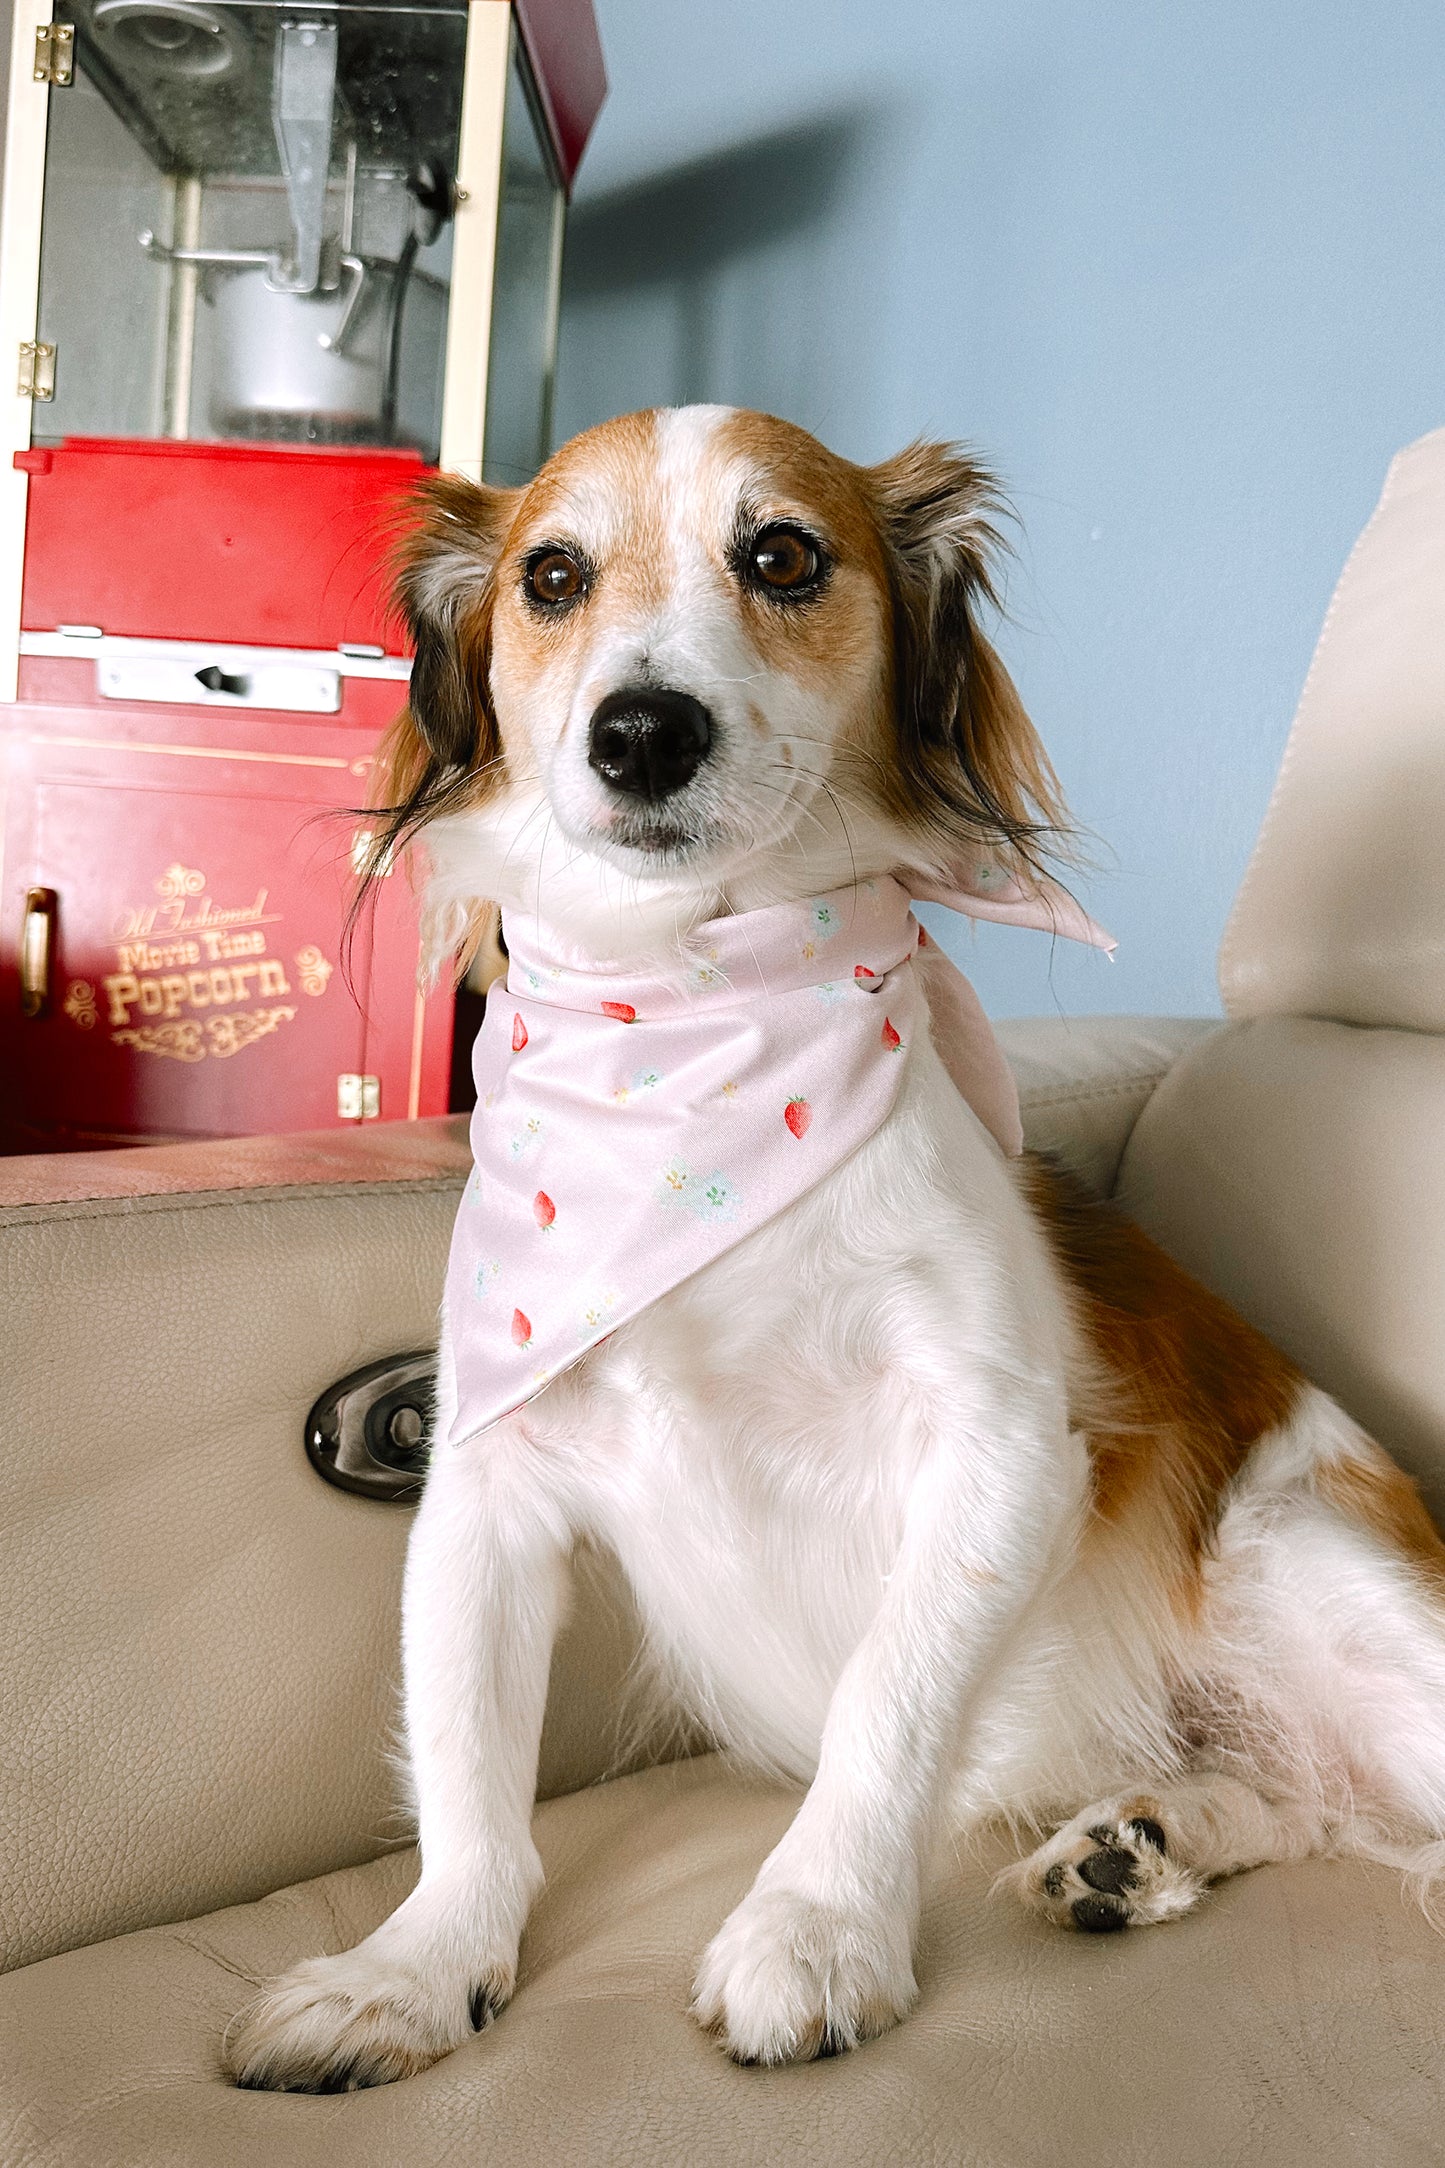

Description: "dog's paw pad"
1070 1892 1131 1933
1014 1802 1202 1933
1074 1838 1141 1896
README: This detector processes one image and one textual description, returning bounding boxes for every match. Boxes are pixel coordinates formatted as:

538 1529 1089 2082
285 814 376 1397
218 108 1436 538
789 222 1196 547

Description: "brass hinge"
18 341 56 400
350 827 395 879
33 22 74 85
337 1072 380 1120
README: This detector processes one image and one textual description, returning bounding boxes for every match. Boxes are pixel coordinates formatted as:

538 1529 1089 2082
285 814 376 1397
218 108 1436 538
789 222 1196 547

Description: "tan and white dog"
230 406 1445 2090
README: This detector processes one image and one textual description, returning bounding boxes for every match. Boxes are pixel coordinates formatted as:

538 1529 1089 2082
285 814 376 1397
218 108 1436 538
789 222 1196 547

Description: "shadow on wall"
557 109 878 423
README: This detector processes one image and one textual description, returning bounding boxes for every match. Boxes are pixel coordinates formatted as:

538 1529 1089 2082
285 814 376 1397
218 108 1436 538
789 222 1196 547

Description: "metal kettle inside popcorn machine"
94 0 465 454
0 0 605 1153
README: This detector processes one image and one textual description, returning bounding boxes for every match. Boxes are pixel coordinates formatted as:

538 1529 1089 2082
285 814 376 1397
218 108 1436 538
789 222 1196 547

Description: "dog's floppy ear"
376 472 522 827
866 441 1068 875
360 473 522 873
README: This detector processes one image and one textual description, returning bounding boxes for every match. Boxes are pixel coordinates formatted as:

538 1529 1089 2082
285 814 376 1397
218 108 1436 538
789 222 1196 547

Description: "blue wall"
553 0 1445 1019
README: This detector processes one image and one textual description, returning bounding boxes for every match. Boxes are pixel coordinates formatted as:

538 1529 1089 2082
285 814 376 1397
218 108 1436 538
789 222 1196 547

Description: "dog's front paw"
225 1936 513 2093
691 1888 916 2065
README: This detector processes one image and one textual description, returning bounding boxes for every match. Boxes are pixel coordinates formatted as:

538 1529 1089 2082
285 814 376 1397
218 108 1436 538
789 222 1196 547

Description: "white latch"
96 644 341 713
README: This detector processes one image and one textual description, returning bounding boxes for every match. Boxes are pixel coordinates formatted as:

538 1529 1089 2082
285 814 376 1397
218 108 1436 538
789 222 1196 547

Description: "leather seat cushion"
4 1753 1443 2168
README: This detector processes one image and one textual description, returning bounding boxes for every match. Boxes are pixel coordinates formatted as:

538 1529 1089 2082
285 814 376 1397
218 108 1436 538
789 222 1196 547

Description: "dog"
229 405 1445 2090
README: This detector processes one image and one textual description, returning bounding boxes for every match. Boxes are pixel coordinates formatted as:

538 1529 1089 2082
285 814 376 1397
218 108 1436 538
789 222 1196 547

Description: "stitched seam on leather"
1217 438 1410 1018
0 1174 467 1229
1016 1068 1175 1105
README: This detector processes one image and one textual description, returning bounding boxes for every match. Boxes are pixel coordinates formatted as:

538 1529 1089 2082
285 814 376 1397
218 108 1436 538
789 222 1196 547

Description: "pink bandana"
443 867 1111 1446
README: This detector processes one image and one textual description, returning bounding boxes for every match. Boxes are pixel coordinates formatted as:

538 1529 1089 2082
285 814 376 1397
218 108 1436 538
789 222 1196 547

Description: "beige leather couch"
3 429 1443 2166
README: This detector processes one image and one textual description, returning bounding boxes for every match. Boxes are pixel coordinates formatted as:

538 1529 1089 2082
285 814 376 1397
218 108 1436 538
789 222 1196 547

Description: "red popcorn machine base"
0 440 453 1152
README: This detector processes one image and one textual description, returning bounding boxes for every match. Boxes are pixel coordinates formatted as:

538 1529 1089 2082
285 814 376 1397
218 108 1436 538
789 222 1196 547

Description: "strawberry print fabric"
443 871 1112 1446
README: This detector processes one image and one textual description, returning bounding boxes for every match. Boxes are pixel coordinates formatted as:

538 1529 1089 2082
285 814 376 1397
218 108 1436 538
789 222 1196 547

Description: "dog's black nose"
587 688 712 800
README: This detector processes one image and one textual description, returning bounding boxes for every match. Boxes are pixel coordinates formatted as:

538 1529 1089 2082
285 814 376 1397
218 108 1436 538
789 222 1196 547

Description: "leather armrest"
997 1014 1222 1194
0 1113 475 1208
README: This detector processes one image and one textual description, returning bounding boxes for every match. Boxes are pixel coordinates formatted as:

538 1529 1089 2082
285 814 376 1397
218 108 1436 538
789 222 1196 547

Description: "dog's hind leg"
1006 1773 1330 1933
1011 1398 1445 1938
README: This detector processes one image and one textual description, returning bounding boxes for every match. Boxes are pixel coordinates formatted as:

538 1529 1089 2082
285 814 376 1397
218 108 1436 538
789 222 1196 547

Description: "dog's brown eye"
528 551 584 606
751 526 819 592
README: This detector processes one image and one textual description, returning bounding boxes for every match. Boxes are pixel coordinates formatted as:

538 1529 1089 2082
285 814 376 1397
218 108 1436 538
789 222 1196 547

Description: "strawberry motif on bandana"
443 871 1112 1446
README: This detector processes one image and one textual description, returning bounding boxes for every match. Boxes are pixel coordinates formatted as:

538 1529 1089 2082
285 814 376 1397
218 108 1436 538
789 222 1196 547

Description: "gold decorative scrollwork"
206 1005 296 1057
156 863 207 900
113 1019 206 1063
111 1005 297 1062
294 945 333 997
63 979 98 1029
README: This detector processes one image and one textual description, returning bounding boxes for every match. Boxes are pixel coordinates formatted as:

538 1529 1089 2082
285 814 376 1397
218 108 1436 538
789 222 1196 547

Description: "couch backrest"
1220 425 1445 1033
1120 427 1445 1516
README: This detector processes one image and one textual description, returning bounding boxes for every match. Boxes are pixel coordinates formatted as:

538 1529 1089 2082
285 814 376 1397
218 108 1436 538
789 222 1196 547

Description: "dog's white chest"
518 1061 1019 1774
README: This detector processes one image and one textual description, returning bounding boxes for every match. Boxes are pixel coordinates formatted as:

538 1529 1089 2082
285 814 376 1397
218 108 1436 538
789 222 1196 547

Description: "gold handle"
20 887 56 1017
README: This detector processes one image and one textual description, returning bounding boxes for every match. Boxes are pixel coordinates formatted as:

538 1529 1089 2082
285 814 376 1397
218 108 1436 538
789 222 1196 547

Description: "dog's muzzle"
587 687 713 801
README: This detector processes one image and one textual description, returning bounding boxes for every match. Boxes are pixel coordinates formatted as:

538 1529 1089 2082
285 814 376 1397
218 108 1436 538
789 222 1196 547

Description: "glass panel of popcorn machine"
482 22 564 485
34 0 468 456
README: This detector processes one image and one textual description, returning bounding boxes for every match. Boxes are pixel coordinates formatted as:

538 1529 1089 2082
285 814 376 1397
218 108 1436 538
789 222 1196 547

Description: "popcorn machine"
0 0 604 1150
